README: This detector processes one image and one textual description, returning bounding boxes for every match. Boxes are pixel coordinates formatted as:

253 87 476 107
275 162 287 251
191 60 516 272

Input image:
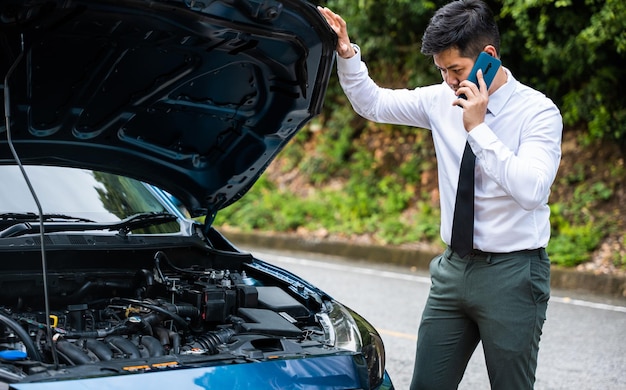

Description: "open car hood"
0 0 335 220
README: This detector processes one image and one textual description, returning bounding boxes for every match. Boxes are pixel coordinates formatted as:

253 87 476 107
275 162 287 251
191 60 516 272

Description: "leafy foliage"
497 0 626 149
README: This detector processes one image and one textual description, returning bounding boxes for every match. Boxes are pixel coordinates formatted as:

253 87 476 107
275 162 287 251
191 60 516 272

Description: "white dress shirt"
336 47 563 252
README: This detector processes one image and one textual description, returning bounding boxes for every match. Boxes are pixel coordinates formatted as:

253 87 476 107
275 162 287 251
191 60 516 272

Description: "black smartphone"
459 52 501 99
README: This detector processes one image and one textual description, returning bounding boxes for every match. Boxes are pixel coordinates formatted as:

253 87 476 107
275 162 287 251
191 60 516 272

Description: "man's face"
433 47 475 93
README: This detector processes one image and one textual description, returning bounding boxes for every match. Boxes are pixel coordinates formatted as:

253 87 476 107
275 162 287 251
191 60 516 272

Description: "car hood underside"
0 0 335 218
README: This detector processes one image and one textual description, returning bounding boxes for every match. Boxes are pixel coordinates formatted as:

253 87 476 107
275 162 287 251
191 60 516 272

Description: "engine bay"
0 244 334 384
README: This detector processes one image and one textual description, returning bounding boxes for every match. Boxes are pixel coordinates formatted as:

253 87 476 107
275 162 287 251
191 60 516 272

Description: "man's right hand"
318 7 356 59
453 69 489 132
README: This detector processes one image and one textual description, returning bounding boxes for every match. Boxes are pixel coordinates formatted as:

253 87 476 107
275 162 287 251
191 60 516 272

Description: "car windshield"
0 165 180 233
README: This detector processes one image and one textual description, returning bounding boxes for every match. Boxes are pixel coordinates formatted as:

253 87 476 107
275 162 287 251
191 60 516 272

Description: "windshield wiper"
114 212 179 235
0 212 97 223
0 212 178 238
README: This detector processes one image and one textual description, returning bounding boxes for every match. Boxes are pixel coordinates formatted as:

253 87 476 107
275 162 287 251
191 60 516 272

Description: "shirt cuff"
467 122 498 154
337 44 362 74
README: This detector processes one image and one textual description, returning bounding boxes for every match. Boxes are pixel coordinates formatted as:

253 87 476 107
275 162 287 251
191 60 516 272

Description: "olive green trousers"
410 246 550 390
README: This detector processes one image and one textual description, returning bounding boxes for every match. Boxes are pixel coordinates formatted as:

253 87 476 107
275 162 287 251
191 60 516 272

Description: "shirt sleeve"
336 44 434 130
468 100 563 210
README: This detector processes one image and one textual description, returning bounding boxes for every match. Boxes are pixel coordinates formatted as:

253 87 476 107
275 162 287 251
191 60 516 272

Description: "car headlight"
317 301 386 389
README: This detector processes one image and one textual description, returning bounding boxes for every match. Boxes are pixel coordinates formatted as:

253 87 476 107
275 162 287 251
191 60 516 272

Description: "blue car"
0 0 393 389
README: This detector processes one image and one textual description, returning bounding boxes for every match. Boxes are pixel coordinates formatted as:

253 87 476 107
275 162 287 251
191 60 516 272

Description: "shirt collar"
487 67 516 116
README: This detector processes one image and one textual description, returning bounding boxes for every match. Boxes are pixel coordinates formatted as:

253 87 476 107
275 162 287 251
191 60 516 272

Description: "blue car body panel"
11 355 366 390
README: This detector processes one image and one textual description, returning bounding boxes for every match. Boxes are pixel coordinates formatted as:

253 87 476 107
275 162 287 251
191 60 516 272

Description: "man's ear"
483 45 499 58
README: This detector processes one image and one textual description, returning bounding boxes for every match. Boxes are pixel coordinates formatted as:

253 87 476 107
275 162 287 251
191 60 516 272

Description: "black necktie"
450 141 476 257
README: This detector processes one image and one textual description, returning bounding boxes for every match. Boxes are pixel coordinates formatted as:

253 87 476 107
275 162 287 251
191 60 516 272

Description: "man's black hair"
421 0 500 59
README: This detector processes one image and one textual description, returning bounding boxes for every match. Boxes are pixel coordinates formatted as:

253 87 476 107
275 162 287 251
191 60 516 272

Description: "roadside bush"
497 0 626 149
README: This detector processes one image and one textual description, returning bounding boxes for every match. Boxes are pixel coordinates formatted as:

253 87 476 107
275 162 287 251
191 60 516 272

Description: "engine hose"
56 340 91 365
105 336 141 359
158 301 200 322
110 298 191 330
134 269 155 288
172 304 199 319
0 312 42 361
154 326 182 355
154 250 206 276
193 328 236 355
169 330 181 354
63 323 126 339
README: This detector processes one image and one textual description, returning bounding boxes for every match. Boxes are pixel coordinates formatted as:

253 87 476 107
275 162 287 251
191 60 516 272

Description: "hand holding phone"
459 52 501 99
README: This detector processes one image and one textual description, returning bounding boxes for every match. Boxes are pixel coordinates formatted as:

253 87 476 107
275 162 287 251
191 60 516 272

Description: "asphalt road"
245 247 626 390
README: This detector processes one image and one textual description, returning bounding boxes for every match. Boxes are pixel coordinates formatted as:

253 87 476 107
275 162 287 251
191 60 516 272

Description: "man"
318 1 562 389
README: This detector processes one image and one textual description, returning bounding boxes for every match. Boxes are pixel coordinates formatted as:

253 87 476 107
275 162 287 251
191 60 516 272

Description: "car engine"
0 245 333 384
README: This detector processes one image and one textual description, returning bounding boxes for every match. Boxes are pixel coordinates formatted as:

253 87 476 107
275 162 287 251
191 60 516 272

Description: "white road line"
256 250 432 284
256 250 626 314
549 296 626 313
